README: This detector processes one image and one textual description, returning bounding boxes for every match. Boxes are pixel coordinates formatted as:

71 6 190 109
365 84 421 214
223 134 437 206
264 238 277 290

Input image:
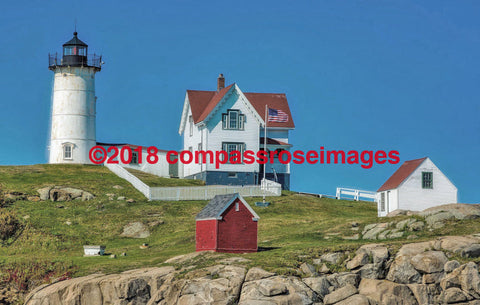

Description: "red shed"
195 193 260 253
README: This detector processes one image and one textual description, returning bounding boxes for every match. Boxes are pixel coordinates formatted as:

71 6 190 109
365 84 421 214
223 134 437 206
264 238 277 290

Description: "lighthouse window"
63 46 86 56
63 145 73 160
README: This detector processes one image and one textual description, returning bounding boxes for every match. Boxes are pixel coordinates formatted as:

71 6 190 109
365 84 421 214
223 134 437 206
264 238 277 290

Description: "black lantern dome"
49 31 102 70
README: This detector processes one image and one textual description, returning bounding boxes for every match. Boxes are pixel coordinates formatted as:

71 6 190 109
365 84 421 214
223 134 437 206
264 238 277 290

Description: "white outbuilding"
376 157 457 217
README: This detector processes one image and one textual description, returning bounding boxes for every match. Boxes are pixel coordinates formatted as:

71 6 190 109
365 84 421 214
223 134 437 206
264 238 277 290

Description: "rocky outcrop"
26 265 246 305
37 186 94 201
25 267 174 305
240 275 316 304
361 203 480 241
121 221 151 238
359 278 418 304
25 235 480 305
419 204 480 220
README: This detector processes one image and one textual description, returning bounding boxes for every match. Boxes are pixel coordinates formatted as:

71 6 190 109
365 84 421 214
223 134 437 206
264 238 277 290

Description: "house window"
222 142 245 163
228 172 238 178
63 144 73 160
130 151 138 165
222 110 245 130
189 115 193 137
235 202 239 211
380 193 385 212
422 172 433 189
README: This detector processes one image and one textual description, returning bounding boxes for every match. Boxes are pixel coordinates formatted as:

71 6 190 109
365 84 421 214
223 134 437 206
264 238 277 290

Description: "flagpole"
263 104 268 204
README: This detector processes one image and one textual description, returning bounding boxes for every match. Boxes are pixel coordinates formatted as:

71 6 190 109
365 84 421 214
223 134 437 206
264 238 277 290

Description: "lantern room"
48 31 102 70
62 32 88 66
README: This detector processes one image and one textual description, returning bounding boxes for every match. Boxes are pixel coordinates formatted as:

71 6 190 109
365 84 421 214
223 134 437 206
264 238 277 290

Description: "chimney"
217 73 225 91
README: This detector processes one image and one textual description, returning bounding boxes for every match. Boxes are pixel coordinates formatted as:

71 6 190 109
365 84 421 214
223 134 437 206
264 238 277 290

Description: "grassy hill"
0 164 478 297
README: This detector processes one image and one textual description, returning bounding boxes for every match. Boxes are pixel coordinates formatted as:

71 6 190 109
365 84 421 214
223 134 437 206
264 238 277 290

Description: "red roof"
186 84 295 128
377 157 427 192
186 90 216 123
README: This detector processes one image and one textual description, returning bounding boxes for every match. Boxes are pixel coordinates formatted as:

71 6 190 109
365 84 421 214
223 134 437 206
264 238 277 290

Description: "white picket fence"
105 163 281 201
150 180 280 201
336 187 378 202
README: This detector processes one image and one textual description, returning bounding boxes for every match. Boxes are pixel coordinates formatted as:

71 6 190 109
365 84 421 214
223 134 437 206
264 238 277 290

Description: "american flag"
268 108 288 122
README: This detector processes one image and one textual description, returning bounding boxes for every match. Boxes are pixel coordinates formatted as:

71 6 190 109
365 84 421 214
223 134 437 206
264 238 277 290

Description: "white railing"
105 164 281 201
105 163 151 199
336 187 378 202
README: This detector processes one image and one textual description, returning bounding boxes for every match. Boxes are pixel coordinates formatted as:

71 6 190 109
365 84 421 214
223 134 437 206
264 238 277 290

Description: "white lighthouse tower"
48 32 102 164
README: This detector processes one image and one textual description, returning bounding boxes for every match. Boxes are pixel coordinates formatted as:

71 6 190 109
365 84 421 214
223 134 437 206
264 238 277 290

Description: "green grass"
125 168 205 187
0 164 478 297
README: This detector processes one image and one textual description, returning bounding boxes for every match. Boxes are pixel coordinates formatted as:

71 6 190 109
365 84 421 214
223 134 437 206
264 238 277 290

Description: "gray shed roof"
195 193 260 221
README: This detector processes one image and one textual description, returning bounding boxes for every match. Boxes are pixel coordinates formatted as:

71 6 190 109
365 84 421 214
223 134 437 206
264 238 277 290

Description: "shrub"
1 260 76 292
0 210 20 241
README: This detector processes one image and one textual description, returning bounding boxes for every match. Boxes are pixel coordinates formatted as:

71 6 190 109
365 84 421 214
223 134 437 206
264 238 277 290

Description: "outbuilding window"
422 172 433 189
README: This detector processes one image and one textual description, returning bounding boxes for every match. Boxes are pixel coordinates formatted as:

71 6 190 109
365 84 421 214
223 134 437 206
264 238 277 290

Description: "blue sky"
0 0 478 203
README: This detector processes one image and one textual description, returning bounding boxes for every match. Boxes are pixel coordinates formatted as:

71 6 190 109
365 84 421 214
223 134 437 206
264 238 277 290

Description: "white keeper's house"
178 74 295 189
376 157 458 217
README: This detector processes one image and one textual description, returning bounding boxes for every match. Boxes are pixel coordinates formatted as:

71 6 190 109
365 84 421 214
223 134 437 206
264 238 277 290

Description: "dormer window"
222 110 245 130
63 143 73 160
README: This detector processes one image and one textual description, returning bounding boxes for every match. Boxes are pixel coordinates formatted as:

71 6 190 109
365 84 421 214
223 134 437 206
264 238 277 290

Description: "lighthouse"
48 32 102 164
